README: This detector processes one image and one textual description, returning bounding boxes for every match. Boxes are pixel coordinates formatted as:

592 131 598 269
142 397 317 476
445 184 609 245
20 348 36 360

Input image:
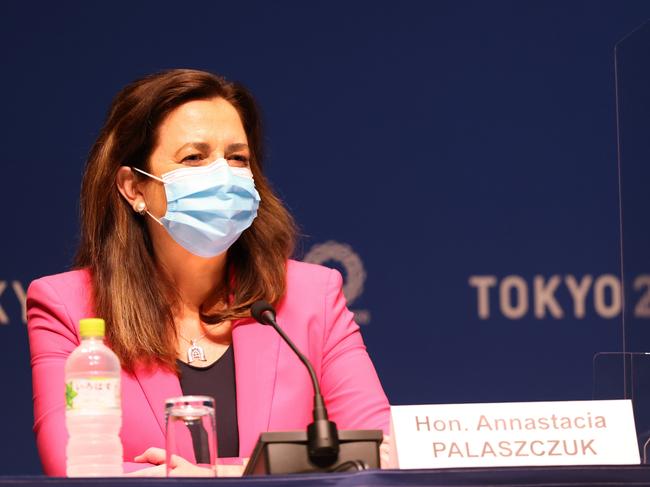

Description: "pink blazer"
26 259 390 476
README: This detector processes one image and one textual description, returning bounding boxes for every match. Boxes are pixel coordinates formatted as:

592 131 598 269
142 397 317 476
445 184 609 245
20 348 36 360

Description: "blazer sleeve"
318 269 390 433
26 277 152 476
26 277 80 476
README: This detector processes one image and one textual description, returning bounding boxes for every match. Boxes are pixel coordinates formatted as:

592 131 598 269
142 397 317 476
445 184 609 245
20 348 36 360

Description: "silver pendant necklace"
179 332 208 364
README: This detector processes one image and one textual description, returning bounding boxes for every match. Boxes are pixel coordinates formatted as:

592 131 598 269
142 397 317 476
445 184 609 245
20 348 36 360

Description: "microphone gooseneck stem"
255 306 340 466
262 311 327 420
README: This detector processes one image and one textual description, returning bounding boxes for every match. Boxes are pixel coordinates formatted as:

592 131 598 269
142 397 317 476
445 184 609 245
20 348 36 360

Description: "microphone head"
251 300 275 324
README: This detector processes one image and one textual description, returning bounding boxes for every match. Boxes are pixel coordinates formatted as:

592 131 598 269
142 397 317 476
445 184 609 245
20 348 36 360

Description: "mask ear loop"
131 166 164 183
143 209 164 227
130 166 165 226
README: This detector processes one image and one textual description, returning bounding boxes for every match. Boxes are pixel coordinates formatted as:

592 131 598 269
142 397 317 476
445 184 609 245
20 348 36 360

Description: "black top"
177 346 239 458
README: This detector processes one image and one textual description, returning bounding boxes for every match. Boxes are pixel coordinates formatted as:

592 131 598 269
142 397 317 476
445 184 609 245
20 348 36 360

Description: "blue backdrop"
2 0 650 474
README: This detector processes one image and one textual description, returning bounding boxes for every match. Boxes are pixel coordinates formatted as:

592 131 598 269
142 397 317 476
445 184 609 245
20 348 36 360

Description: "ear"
116 166 146 211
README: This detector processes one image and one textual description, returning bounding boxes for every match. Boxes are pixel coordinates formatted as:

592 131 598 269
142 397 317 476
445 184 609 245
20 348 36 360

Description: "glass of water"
165 395 217 477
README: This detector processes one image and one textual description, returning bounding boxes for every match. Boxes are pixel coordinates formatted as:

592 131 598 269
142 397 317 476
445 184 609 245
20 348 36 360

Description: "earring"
134 201 147 215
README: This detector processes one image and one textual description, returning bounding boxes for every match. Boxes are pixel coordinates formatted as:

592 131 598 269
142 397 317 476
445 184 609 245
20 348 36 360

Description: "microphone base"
307 418 340 465
243 429 383 475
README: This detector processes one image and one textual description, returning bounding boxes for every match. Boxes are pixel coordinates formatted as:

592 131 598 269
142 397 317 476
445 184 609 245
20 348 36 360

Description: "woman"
26 69 390 476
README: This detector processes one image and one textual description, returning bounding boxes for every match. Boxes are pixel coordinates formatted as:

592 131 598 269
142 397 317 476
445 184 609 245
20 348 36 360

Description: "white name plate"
390 400 639 469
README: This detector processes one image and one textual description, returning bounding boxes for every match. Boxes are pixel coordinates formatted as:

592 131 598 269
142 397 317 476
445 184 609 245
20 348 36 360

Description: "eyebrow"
174 142 250 157
225 143 250 153
174 142 211 157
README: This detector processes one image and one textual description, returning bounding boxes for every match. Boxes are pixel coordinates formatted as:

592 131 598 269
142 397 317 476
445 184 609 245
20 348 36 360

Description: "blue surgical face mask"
133 158 261 258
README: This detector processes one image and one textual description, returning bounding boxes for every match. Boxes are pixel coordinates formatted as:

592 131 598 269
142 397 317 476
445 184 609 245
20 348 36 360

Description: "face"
134 96 251 260
140 96 250 219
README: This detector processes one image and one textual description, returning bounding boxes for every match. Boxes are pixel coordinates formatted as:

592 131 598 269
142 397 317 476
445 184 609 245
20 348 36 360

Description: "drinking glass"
165 395 217 477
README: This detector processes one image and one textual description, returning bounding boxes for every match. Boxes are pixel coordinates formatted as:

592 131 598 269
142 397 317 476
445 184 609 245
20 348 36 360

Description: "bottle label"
65 378 120 412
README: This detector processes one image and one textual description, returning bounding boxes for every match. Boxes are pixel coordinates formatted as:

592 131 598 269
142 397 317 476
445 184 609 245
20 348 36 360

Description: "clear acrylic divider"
595 19 650 463
593 352 650 460
617 20 650 359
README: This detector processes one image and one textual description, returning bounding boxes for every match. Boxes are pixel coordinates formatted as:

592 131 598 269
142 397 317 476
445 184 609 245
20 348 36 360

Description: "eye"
227 154 250 168
180 153 205 165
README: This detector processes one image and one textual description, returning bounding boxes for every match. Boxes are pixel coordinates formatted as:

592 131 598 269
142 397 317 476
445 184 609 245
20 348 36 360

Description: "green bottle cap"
79 318 105 338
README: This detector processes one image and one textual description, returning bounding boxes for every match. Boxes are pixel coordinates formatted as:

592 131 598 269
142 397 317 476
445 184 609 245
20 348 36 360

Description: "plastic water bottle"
65 318 123 477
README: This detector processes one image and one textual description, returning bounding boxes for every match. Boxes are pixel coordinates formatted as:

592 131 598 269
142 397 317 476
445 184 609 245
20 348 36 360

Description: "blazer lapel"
133 318 282 460
133 364 195 462
233 318 281 457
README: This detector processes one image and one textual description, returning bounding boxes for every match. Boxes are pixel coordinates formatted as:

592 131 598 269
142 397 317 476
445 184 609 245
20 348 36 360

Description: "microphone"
251 300 340 466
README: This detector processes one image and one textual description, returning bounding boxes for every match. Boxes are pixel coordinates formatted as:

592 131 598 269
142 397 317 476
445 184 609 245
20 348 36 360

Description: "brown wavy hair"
75 69 297 372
